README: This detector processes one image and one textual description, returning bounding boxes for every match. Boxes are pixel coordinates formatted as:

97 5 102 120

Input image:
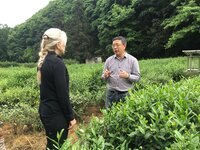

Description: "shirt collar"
114 52 127 59
48 51 62 59
48 51 56 55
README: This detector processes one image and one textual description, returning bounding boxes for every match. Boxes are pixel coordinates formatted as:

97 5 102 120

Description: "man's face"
112 39 126 57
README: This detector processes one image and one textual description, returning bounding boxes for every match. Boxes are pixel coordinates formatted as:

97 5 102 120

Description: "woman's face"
57 41 66 55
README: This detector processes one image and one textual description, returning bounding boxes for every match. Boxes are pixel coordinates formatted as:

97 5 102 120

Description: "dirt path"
2 124 78 150
1 105 103 150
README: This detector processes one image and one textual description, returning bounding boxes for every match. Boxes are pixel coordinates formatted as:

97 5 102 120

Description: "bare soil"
1 105 103 150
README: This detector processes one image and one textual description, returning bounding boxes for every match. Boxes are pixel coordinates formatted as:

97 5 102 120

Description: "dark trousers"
40 114 70 150
105 89 128 108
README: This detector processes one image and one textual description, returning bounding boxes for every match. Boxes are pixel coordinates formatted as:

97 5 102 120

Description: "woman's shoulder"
53 56 65 67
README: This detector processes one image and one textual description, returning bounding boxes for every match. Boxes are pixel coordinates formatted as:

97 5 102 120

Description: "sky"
0 0 51 27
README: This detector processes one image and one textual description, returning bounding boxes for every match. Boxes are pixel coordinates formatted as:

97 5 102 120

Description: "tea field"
0 57 199 149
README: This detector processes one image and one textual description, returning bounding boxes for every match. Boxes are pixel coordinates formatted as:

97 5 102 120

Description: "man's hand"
104 69 112 78
119 70 130 78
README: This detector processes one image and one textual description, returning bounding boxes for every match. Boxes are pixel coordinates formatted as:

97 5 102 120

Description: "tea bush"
0 57 196 133
1 103 43 131
0 61 36 68
0 63 106 126
76 76 200 149
139 57 187 84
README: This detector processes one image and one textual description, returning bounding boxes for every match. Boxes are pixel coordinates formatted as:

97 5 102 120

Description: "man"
102 36 140 108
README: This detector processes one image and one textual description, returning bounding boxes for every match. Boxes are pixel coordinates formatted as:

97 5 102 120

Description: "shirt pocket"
123 65 131 74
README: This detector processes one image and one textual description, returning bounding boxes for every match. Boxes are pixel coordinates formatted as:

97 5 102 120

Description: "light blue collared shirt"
102 53 140 92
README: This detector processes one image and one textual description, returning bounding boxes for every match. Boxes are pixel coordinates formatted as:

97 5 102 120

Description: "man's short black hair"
112 36 127 46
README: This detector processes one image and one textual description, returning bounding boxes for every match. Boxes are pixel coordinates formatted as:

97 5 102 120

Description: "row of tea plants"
64 76 200 150
0 57 190 131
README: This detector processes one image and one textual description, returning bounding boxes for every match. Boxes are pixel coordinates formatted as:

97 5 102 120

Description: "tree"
162 0 200 49
64 0 96 63
3 0 199 62
0 24 10 60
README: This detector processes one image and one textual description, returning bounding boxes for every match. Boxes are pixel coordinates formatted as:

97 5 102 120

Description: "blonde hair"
37 28 67 83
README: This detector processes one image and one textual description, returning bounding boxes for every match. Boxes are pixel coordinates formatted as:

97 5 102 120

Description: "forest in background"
0 0 200 63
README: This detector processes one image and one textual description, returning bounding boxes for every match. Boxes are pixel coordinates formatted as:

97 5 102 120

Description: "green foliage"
0 56 197 139
1 0 200 62
76 76 200 149
1 62 36 68
0 24 10 60
64 0 96 63
4 0 98 62
162 0 200 48
0 62 106 125
63 59 79 65
138 57 187 86
69 63 105 118
47 129 86 150
0 61 21 67
47 129 65 150
1 103 42 131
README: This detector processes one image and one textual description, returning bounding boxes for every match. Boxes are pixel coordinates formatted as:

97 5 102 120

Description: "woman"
37 28 76 149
